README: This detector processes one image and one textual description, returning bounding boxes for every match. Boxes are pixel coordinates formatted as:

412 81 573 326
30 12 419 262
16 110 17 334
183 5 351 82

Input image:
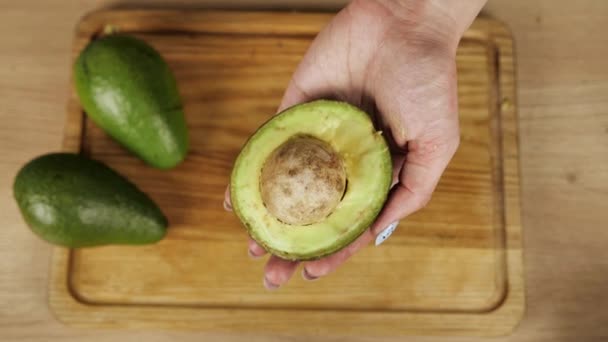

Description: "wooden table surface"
1 1 607 341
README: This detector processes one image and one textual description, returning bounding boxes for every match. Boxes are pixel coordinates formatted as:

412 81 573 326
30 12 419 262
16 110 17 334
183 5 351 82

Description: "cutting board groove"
51 9 523 336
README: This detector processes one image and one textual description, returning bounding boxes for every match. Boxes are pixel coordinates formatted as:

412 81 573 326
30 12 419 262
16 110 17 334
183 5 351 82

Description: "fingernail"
223 201 232 212
375 221 399 246
248 249 262 259
302 268 318 281
263 277 279 291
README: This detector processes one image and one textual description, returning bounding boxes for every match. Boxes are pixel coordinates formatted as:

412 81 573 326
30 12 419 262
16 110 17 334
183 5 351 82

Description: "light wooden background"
0 1 607 341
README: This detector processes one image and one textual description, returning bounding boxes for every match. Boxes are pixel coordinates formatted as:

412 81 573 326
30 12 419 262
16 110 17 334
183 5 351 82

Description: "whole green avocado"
13 153 168 247
74 35 189 169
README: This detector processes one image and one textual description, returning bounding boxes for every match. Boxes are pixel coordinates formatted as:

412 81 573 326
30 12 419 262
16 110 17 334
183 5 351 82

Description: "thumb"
275 34 338 113
276 78 312 113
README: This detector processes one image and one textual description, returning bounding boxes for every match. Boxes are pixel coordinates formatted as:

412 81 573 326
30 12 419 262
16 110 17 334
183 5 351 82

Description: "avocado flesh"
231 100 392 260
13 153 167 247
74 35 188 169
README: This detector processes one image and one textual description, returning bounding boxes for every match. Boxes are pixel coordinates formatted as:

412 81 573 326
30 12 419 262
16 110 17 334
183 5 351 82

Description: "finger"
275 19 352 113
391 153 406 187
276 76 335 113
277 78 311 112
248 237 267 259
223 186 232 211
295 138 457 280
263 255 299 290
302 229 374 279
371 134 460 237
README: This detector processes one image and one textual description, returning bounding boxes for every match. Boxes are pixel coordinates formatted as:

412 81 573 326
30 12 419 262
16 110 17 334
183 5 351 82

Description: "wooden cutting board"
51 9 524 337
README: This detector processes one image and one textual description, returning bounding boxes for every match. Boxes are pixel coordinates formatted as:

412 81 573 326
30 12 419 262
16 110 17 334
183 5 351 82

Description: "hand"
225 0 486 289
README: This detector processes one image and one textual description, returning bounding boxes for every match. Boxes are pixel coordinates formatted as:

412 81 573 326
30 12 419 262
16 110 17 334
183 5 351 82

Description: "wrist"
353 0 486 53
426 0 487 40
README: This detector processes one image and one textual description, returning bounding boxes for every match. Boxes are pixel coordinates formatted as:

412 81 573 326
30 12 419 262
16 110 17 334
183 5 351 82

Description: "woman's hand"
225 0 486 289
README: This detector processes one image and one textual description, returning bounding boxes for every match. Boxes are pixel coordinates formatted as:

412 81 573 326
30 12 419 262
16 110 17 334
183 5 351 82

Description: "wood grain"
48 9 523 336
1 1 607 342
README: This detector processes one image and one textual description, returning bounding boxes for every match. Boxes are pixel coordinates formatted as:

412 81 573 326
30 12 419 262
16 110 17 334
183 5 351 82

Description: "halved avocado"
231 100 392 261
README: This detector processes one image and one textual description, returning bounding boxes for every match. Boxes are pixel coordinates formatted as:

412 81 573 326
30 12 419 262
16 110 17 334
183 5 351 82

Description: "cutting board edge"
50 9 525 337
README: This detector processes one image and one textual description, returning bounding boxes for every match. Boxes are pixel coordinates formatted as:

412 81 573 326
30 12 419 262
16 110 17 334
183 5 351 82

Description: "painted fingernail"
248 249 262 259
302 268 318 281
263 277 279 291
223 201 232 212
375 221 399 246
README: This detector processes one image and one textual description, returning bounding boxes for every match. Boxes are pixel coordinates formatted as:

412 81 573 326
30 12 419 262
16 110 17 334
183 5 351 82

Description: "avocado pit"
260 135 346 225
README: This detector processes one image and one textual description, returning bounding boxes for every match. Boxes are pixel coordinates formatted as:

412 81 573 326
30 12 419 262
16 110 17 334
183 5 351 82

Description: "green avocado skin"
13 153 168 247
74 35 188 169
